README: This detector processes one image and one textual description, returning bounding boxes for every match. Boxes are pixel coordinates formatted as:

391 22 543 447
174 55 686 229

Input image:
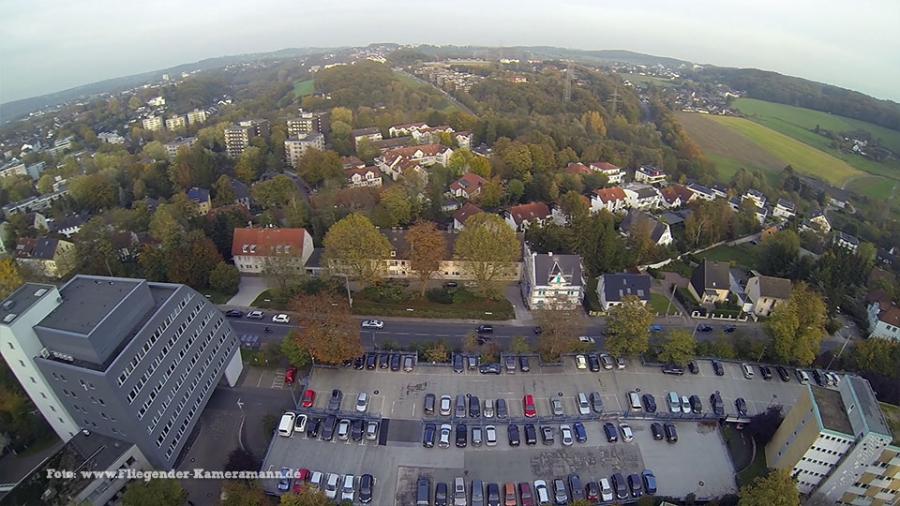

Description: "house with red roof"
448 173 487 200
388 122 429 138
346 166 382 188
866 291 900 341
504 202 551 231
590 187 628 213
588 162 624 184
376 144 454 181
452 202 483 231
564 162 591 176
231 227 314 274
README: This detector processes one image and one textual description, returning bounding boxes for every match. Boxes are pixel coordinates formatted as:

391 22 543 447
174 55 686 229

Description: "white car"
272 313 290 323
577 336 595 343
337 419 351 440
575 355 587 369
361 319 384 329
340 474 355 502
560 425 574 446
485 425 497 447
483 399 495 418
246 310 264 319
599 478 614 502
620 423 634 442
681 395 692 414
440 395 452 416
616 356 626 369
534 480 551 505
293 414 307 433
356 392 369 413
324 473 339 499
439 424 452 448
310 471 324 490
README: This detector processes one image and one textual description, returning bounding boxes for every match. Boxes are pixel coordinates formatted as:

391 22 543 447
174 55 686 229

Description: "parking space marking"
272 370 285 389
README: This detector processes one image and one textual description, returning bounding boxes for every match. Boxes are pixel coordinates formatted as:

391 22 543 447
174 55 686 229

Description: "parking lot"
260 358 809 503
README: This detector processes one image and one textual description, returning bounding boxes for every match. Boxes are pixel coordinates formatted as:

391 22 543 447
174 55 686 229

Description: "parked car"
540 425 554 445
603 422 618 442
575 355 587 369
361 319 384 329
599 353 615 370
292 468 311 494
483 398 495 418
356 392 369 413
337 418 351 440
485 425 498 447
533 480 550 506
324 473 339 499
664 423 678 443
552 479 568 505
616 356 626 369
455 477 468 506
697 324 713 332
440 395 452 416
572 422 587 443
293 413 307 433
689 394 702 414
724 325 737 333
681 395 691 414
519 356 530 372
436 482 449 506
503 482 517 506
627 473 644 498
456 423 468 448
549 398 564 416
620 423 634 442
469 395 481 418
390 354 401 371
612 473 628 500
523 395 537 417
650 422 664 440
403 356 415 372
777 366 791 382
599 478 614 502
277 467 292 491
589 392 603 413
472 480 485 506
472 425 483 447
365 420 379 440
284 367 297 385
486 483 500 506
741 363 755 379
712 360 725 376
568 474 585 502
496 398 508 419
224 309 243 318
423 423 436 448
711 391 725 416
340 474 355 502
760 365 773 380
518 482 535 506
578 335 595 343
508 423 521 446
479 363 502 375
365 353 377 370
736 397 748 417
439 424 452 448
327 389 343 412
576 392 590 415
453 354 464 373
587 353 600 372
425 393 436 416
642 393 657 413
378 353 390 369
585 481 600 503
417 476 431 505
306 417 321 438
504 355 517 374
359 473 374 503
662 364 685 375
524 423 537 445
650 324 663 333
455 395 467 418
642 470 657 495
688 360 699 374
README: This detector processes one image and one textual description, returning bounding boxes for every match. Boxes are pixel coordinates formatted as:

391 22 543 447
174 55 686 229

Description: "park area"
696 243 760 270
351 283 515 320
292 79 314 98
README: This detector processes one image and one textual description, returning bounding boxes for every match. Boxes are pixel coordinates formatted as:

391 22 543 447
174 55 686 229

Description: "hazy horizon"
2 0 899 105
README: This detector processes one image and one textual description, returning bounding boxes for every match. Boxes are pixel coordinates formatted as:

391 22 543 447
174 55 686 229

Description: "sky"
2 0 899 104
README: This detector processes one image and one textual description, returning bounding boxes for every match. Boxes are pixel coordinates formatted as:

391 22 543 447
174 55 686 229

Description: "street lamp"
826 329 849 370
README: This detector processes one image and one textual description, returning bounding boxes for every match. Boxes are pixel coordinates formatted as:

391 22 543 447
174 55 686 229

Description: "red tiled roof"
880 307 900 327
391 122 429 130
508 202 551 224
565 162 591 175
589 162 621 172
660 186 680 204
231 227 308 257
454 202 483 224
593 187 627 202
346 166 379 178
450 173 487 193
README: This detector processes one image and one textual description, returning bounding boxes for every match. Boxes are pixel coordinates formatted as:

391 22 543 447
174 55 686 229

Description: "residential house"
710 184 729 199
806 210 832 234
745 275 792 317
377 229 521 281
165 115 187 130
564 162 591 176
833 231 859 253
866 292 900 341
229 177 252 209
589 162 624 184
452 202 483 231
351 127 383 148
2 189 70 218
47 213 89 238
622 183 662 210
14 237 75 278
634 165 666 185
521 247 584 310
388 122 429 138
596 273 651 311
686 183 716 201
0 159 26 178
412 125 454 144
504 202 551 232
186 187 211 215
284 132 325 169
742 188 767 208
231 227 314 274
619 210 673 247
340 156 366 170
97 132 125 144
454 131 474 150
449 173 487 200
377 144 453 181
371 137 413 151
346 166 383 188
164 137 197 159
688 260 732 304
773 199 797 219
590 187 628 213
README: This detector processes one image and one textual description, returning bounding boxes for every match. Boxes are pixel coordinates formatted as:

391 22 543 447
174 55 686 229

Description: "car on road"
724 325 737 333
359 474 374 503
664 423 678 443
390 354 401 371
651 422 664 440
479 363 501 375
439 424 452 448
552 479 568 505
365 420 379 440
587 353 600 372
540 425 554 445
524 423 537 445
573 422 587 443
688 360 699 374
327 389 343 412
224 309 243 318
403 356 415 372
477 324 494 333
293 413 307 433
523 395 537 417
642 393 657 413
689 394 702 414
336 419 351 440
612 473 628 500
575 354 587 369
590 392 603 413
604 422 618 442
272 313 290 323
760 365 773 380
712 360 725 376
549 398 564 416
559 424 575 446
662 364 685 375
423 423 436 447
627 473 643 498
284 367 297 385
496 398 508 419
355 392 368 413
456 423 468 448
642 470 657 495
485 425 498 447
697 324 713 332
247 310 264 319
599 353 615 370
736 397 748 417
453 354 464 373
440 395 452 416
277 467 292 491
361 319 384 329
578 335 595 343
711 391 725 416
508 423 521 446
620 423 634 442
533 326 543 334
777 366 791 382
519 356 530 372
533 480 550 505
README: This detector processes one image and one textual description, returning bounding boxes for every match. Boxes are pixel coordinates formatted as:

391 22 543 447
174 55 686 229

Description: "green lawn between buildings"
696 243 760 270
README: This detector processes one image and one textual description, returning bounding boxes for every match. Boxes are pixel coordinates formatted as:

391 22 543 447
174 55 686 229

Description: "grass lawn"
697 243 759 270
352 286 514 320
201 290 233 305
880 402 900 445
293 79 315 98
649 292 677 315
618 73 678 87
846 175 897 200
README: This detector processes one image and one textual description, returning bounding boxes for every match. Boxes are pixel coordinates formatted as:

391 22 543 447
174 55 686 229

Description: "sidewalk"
226 276 269 306
504 284 535 325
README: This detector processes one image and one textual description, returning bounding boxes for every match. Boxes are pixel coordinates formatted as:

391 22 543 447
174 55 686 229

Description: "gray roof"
351 127 381 136
383 229 456 260
0 282 57 325
187 187 210 203
691 260 731 294
812 386 853 435
846 376 892 438
533 253 583 287
48 213 89 233
37 276 145 335
15 237 61 260
755 275 792 299
837 231 859 245
601 273 651 302
230 177 250 200
635 186 659 199
621 210 668 243
659 212 684 226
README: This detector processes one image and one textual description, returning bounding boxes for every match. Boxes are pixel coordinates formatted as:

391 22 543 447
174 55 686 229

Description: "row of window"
117 294 194 387
801 456 835 467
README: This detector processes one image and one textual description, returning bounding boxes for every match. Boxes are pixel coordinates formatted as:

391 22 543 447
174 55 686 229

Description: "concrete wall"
766 386 819 470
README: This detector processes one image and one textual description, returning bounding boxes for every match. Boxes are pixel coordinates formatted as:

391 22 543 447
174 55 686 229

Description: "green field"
292 79 315 98
697 243 760 270
618 73 678 87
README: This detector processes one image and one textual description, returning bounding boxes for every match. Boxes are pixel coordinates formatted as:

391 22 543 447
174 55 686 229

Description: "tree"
759 230 800 278
209 262 240 295
605 296 653 356
290 292 361 365
657 330 696 366
251 175 301 209
165 231 223 289
213 175 237 207
745 405 784 444
298 148 343 186
469 156 491 178
462 333 479 354
478 178 504 208
0 259 23 299
235 146 264 183
406 221 447 297
737 469 799 506
224 448 260 473
262 253 306 298
510 336 532 354
221 480 267 506
535 295 585 362
70 173 119 212
36 174 54 194
454 213 519 296
323 213 392 285
281 332 312 368
331 107 353 125
424 341 450 363
768 282 826 366
375 186 412 227
122 479 187 506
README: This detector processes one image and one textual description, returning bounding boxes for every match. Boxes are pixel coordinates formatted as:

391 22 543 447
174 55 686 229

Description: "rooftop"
38 276 143 335
812 386 853 435
0 283 57 325
847 376 892 439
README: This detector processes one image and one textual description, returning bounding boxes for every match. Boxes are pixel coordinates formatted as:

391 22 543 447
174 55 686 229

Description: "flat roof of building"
38 276 143 335
847 375 893 438
812 386 853 435
0 282 57 325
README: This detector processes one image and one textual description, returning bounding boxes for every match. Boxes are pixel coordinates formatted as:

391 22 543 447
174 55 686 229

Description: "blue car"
650 325 663 333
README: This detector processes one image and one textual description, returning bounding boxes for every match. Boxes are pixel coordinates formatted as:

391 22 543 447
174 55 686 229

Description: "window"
30 376 36 384
40 392 46 399
18 360 24 367
7 342 13 350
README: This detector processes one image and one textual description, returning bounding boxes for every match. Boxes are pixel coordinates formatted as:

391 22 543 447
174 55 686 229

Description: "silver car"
550 398 564 416
439 423 452 448
560 424 574 446
356 392 369 413
337 419 351 440
483 399 495 418
471 426 483 447
485 425 497 447
440 395 452 416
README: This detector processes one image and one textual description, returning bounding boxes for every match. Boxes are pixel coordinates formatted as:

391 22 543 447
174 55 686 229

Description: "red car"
301 389 316 408
291 468 311 494
284 367 297 385
523 394 537 418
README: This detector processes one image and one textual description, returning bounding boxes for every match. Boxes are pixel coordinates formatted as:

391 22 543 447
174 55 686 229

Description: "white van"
577 393 590 415
454 477 467 506
667 392 681 413
628 391 642 410
278 412 296 437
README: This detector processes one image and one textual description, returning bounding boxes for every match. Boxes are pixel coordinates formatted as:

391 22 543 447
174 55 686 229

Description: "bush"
209 262 240 295
364 282 408 303
452 288 478 304
426 288 454 304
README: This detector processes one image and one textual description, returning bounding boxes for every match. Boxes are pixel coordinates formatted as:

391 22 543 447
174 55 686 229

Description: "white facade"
0 285 79 441
141 116 163 132
634 166 666 185
186 109 207 125
284 133 325 169
165 115 187 130
867 302 900 341
622 185 661 210
792 432 855 494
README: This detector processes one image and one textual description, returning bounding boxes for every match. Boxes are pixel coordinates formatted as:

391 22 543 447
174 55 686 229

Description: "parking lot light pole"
826 329 849 370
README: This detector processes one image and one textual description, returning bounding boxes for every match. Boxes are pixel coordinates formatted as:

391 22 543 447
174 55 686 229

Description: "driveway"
505 284 534 325
227 276 270 306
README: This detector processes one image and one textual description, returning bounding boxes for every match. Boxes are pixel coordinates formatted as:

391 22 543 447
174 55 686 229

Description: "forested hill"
690 67 900 132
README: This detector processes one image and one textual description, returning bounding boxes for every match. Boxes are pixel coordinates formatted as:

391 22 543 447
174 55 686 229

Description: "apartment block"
186 109 208 125
284 132 325 169
141 116 163 132
287 109 323 136
165 115 187 130
225 119 270 157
